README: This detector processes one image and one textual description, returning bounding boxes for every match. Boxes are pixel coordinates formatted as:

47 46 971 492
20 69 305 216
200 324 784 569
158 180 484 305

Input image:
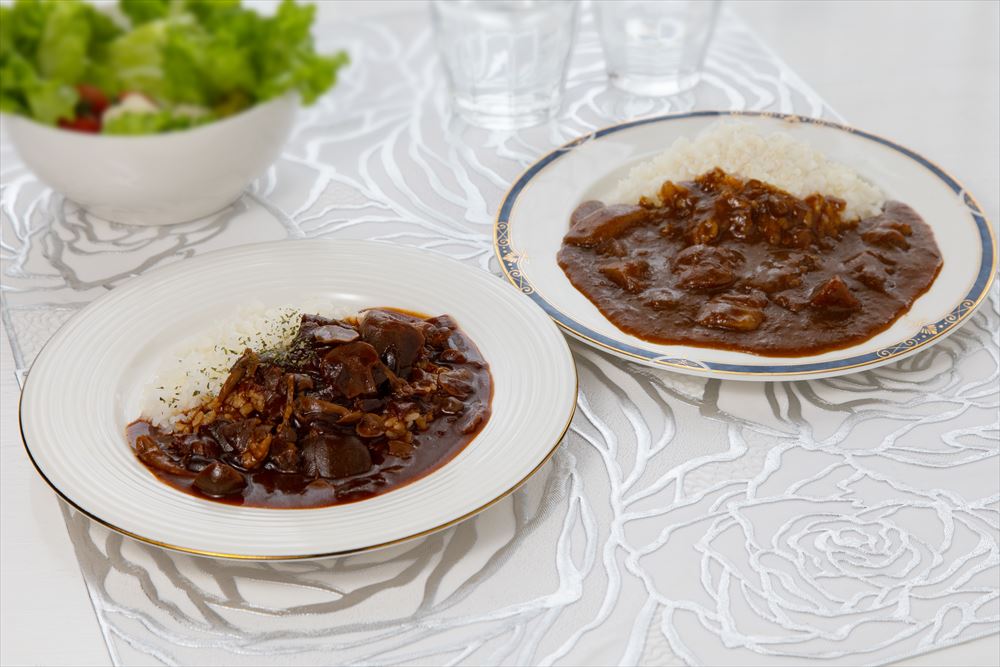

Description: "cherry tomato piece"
58 115 102 133
75 84 109 117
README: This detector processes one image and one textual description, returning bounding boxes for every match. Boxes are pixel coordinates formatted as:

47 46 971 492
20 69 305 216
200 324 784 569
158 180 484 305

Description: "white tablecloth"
2 2 997 665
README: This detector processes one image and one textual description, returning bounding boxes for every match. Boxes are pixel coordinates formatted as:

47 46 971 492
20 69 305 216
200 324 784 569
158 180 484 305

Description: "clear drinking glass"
431 0 578 130
595 0 721 96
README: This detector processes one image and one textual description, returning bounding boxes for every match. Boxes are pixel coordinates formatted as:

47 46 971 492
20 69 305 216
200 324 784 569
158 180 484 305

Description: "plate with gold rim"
20 240 577 559
495 111 996 381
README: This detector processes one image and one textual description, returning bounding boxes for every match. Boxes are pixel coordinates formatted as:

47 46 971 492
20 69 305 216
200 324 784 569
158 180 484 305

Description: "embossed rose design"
636 449 997 660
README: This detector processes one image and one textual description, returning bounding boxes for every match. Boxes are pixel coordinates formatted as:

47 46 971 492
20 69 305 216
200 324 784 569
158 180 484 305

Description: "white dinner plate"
20 240 577 559
495 111 996 381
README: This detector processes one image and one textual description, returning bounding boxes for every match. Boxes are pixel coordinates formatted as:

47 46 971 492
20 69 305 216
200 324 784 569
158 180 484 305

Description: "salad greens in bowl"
1 0 348 134
0 0 348 225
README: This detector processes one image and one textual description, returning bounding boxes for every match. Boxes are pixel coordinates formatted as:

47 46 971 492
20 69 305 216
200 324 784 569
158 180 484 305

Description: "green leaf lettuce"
0 0 348 132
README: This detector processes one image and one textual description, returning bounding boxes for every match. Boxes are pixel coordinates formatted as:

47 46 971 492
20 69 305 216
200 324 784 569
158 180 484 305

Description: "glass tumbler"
595 0 721 96
431 0 578 130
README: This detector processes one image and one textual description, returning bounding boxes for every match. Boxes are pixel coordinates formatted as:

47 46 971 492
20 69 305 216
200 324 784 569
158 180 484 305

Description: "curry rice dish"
557 123 942 357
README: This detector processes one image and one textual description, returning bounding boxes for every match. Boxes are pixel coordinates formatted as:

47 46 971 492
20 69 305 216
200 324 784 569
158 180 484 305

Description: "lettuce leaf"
106 18 170 101
253 0 349 104
182 0 243 26
119 0 171 26
1 46 78 123
0 0 50 59
36 1 92 82
25 78 80 124
103 108 214 135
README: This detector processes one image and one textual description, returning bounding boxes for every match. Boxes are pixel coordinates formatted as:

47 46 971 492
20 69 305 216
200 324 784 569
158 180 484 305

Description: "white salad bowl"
4 93 297 226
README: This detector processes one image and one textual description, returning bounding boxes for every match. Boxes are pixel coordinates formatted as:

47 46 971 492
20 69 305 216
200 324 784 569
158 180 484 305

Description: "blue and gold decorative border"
494 111 997 377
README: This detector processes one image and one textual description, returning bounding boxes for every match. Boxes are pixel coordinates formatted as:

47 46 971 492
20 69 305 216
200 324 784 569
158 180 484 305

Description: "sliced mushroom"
296 395 351 420
135 435 190 475
217 349 259 404
312 324 360 345
281 374 295 423
355 414 385 438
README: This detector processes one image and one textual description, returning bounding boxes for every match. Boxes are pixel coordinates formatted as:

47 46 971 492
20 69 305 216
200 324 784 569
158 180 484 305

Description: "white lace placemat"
1 8 996 666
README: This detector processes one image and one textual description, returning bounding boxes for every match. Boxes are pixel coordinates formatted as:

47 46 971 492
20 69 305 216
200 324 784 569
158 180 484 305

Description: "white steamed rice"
141 302 352 427
609 121 885 220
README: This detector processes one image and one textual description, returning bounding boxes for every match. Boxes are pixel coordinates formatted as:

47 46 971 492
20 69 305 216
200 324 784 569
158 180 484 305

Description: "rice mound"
609 121 884 220
141 302 351 427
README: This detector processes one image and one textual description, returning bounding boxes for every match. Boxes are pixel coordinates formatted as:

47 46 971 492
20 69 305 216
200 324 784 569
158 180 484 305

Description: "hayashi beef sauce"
558 168 942 356
127 309 492 508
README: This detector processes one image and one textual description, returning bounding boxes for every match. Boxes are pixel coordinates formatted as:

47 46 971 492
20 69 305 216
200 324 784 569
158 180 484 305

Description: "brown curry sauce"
558 169 942 356
128 309 492 508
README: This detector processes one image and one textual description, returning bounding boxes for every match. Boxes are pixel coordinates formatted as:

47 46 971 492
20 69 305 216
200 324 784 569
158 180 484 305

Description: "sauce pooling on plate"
127 309 492 508
558 169 943 356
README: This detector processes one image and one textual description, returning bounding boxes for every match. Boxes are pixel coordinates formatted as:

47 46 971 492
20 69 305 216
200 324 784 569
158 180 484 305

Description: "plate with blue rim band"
494 111 996 381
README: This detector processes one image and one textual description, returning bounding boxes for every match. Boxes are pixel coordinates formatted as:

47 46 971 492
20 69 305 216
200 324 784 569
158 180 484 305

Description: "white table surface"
1 1 997 665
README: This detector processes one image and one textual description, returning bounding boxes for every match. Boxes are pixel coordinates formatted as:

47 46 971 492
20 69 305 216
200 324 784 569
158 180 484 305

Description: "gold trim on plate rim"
19 364 578 560
17 277 580 561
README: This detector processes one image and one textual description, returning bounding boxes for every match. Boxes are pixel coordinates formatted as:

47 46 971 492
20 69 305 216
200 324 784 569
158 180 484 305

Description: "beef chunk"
563 204 650 247
599 259 649 293
360 309 427 373
186 434 220 459
847 251 891 293
696 292 767 332
861 226 910 250
268 424 300 473
438 368 474 398
301 434 372 478
216 418 272 470
672 244 743 291
809 275 861 313
747 252 817 293
239 426 272 470
595 238 628 257
641 287 683 311
321 341 380 398
860 207 914 250
571 200 604 224
749 264 801 293
193 462 246 496
457 404 489 434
